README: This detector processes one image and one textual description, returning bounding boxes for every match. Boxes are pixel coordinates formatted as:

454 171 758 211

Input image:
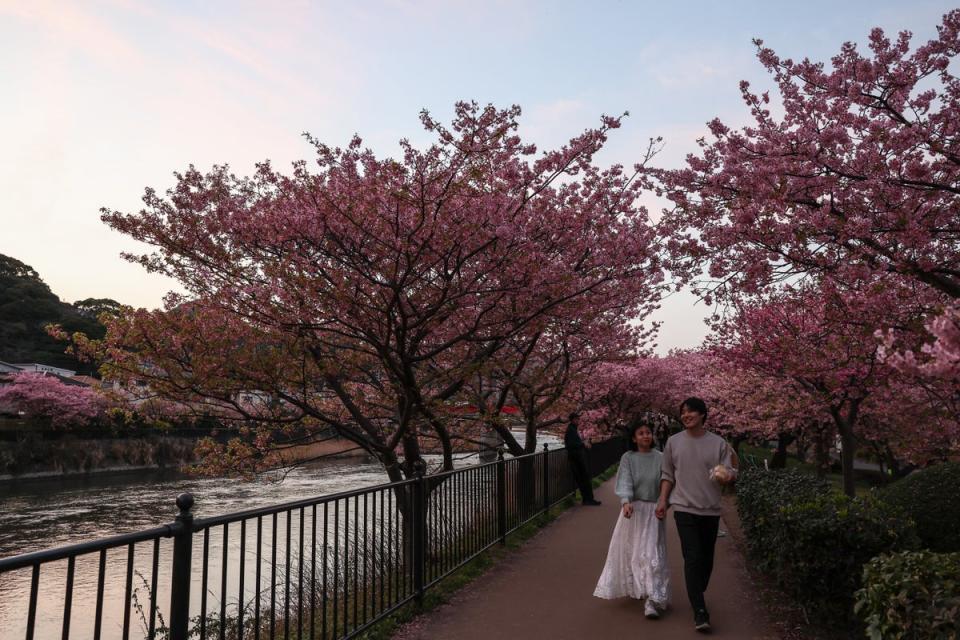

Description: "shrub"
775 493 918 625
736 468 919 629
855 550 960 640
880 462 960 552
735 468 831 573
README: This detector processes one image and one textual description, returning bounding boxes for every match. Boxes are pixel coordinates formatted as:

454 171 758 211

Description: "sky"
1 0 955 353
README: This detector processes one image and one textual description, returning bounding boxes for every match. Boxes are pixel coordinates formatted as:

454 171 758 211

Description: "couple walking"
593 397 737 633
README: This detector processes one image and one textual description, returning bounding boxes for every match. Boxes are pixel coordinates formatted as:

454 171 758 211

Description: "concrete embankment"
0 431 365 483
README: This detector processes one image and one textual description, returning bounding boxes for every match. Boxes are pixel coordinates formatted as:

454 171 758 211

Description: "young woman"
593 421 670 619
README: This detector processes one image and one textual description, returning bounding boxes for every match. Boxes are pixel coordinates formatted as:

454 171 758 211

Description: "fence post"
542 443 550 515
169 493 195 640
496 449 507 545
413 466 426 606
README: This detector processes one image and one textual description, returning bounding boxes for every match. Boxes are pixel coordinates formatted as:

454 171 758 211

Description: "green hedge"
736 468 832 574
880 462 960 552
736 468 918 628
855 550 960 640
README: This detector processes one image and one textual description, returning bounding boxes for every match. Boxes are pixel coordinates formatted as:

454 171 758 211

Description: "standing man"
655 397 736 632
565 412 602 506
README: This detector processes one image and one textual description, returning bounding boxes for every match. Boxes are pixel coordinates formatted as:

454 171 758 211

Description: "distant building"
13 363 77 377
0 362 88 387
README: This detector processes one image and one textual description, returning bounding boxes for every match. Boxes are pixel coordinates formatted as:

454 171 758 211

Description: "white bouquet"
709 464 735 484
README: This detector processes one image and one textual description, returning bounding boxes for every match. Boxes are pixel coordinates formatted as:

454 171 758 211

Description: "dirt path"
392 476 779 639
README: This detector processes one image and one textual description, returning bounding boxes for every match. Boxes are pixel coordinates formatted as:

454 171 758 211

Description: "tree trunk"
830 401 861 497
794 436 809 465
839 425 856 497
813 428 830 479
770 433 795 469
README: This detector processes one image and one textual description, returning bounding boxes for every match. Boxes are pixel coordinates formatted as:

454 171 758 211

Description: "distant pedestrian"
655 397 736 633
594 420 670 619
654 417 670 451
565 412 601 506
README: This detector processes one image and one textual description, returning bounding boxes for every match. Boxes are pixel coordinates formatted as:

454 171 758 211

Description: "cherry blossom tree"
654 10 960 298
579 349 726 445
497 314 649 453
579 356 675 437
0 373 106 428
707 276 955 494
89 102 664 482
855 377 960 474
651 11 960 398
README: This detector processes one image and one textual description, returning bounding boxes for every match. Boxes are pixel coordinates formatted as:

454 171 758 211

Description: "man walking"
655 397 736 632
565 412 601 506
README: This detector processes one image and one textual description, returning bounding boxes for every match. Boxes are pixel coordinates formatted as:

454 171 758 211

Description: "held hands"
655 499 667 520
621 503 634 519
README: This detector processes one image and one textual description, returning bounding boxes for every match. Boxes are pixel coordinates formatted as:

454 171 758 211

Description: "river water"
0 433 560 639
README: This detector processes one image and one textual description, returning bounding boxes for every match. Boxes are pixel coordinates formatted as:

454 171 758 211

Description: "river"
0 432 560 639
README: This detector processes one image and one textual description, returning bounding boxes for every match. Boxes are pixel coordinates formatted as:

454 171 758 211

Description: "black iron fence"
0 439 624 640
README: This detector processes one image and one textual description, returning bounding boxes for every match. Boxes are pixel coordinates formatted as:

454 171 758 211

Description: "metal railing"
0 438 624 640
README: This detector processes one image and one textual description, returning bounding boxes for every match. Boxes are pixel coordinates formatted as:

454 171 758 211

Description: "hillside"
0 254 119 375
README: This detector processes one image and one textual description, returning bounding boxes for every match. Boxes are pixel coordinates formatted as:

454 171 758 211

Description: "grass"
355 464 620 640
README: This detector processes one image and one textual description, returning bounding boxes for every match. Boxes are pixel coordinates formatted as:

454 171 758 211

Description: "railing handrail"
426 445 554 480
194 476 418 529
0 523 182 572
197 446 563 528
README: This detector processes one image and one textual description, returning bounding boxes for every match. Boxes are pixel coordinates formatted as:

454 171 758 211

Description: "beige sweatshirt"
660 430 735 516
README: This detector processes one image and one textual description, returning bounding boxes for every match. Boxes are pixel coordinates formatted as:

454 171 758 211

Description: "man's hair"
680 397 708 418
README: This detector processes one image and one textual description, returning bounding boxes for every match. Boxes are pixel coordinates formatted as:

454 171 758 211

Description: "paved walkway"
393 477 778 639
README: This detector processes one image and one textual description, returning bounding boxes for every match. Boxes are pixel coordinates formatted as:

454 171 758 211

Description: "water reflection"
0 456 390 560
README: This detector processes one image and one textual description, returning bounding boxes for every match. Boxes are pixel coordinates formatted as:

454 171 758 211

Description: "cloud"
0 0 142 67
114 1 362 118
635 40 753 91
521 98 589 146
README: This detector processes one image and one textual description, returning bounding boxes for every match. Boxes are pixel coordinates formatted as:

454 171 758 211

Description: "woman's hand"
621 503 634 519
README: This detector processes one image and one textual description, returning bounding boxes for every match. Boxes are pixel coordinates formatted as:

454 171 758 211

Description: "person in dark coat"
565 412 602 505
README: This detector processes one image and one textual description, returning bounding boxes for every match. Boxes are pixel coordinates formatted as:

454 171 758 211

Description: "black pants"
674 511 720 613
567 449 595 502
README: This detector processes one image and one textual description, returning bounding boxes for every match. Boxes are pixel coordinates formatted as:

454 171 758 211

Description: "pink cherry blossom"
0 373 106 429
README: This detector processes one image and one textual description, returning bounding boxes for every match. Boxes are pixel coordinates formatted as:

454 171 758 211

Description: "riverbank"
0 431 366 482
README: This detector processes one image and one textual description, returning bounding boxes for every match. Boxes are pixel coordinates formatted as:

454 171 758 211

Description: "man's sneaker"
694 609 711 632
644 599 660 619
583 499 602 506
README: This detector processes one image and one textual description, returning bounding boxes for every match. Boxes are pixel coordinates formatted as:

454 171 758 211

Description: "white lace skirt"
593 500 670 606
